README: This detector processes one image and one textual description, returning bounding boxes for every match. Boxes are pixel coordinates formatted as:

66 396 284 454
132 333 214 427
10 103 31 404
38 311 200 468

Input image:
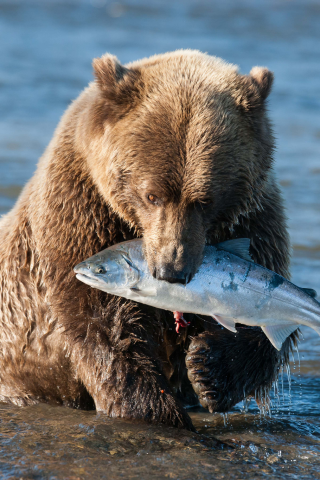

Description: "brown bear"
0 50 295 430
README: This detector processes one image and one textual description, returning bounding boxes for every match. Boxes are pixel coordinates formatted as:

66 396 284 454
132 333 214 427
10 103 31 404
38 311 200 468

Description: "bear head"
83 50 274 284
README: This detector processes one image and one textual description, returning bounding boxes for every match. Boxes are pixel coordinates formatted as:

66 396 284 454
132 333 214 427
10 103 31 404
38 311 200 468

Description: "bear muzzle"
154 264 192 285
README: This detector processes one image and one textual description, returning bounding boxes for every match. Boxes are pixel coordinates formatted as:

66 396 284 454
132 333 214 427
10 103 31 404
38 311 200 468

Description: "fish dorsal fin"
261 324 299 351
212 314 237 333
301 287 317 298
215 238 253 262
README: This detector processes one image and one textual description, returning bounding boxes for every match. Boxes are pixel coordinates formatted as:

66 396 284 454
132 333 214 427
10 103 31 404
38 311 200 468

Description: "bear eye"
196 199 213 210
147 194 159 205
95 265 106 274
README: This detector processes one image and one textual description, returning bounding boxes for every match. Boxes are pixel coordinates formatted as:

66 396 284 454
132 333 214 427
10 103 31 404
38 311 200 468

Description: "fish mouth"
75 272 104 288
74 264 98 280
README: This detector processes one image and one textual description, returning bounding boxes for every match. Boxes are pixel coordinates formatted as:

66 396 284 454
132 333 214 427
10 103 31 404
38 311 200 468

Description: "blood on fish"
173 311 190 333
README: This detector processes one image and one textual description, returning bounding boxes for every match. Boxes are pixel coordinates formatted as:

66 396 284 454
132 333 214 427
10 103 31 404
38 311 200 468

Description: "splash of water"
256 385 272 418
221 412 230 427
241 387 251 413
273 377 280 413
295 344 302 400
251 358 293 418
286 363 292 414
221 413 227 427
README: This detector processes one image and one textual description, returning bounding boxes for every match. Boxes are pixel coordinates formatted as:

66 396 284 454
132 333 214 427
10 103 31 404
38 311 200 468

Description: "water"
0 0 319 478
0 384 320 479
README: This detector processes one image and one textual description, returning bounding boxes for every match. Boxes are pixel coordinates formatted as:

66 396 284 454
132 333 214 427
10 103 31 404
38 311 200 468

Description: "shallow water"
1 380 320 479
0 0 320 478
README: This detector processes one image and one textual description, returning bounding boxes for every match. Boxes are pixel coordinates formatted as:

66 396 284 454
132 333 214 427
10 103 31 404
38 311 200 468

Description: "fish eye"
95 265 106 274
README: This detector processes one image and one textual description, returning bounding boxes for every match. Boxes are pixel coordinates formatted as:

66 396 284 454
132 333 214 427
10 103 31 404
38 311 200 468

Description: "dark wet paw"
186 327 285 413
185 333 221 413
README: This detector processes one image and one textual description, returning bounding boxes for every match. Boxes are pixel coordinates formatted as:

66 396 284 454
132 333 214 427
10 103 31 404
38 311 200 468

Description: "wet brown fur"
0 50 293 429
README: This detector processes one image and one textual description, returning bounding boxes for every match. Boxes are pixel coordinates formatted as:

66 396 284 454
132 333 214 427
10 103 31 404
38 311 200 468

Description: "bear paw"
186 326 286 413
185 333 222 413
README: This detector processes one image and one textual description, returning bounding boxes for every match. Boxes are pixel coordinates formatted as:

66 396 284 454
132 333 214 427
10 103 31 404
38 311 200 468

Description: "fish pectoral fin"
130 287 157 297
261 324 300 351
212 314 237 333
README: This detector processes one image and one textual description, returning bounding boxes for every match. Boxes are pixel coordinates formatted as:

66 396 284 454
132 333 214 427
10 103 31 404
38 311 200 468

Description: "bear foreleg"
69 299 195 430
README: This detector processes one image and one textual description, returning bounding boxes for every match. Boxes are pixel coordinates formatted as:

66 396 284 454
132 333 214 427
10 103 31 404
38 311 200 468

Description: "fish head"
74 249 140 293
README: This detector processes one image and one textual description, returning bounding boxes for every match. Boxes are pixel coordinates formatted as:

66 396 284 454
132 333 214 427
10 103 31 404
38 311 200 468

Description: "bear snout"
154 264 191 285
145 235 205 286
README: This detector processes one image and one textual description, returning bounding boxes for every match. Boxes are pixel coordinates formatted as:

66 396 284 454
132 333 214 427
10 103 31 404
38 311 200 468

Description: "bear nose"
155 266 189 285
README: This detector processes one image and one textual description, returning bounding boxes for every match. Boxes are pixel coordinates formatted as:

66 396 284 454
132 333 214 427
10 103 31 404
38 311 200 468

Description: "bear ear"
92 54 142 114
93 54 129 91
237 67 274 111
249 67 274 101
